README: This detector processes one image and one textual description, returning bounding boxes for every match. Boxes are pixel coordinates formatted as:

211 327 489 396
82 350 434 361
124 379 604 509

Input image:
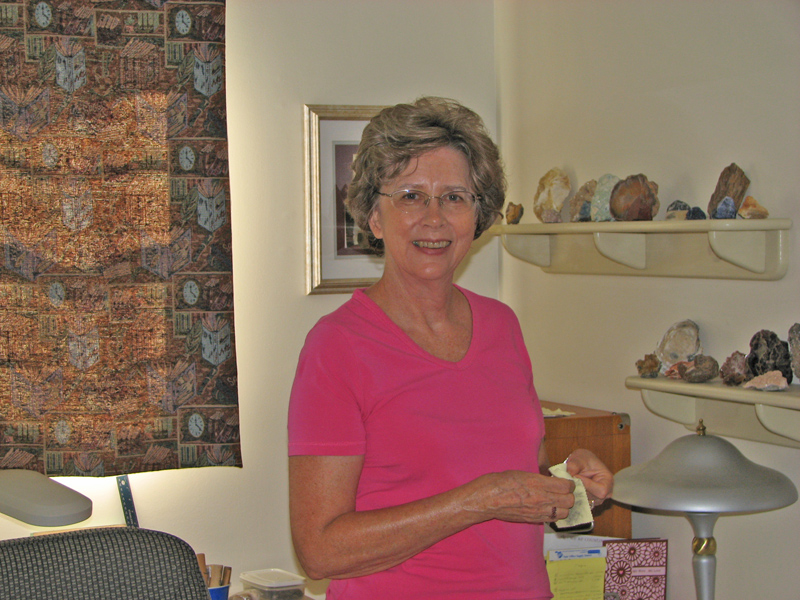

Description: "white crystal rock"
655 320 702 374
533 167 571 222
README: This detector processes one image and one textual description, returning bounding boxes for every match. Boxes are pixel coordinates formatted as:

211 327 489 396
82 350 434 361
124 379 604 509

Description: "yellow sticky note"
546 555 606 600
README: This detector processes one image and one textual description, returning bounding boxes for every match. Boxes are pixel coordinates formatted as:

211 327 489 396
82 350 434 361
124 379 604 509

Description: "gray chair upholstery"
0 526 210 600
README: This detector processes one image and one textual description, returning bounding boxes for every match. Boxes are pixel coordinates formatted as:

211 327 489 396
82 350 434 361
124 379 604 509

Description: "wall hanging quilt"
0 0 241 476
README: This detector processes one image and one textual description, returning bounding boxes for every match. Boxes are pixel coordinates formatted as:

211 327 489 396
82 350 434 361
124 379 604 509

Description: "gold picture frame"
304 104 387 294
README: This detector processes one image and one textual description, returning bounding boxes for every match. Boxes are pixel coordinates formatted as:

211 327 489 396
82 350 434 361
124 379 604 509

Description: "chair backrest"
0 526 210 600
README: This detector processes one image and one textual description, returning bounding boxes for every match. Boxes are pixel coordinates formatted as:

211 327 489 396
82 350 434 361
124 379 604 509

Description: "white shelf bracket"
593 231 647 269
501 233 551 267
641 388 697 425
707 229 766 274
755 404 800 444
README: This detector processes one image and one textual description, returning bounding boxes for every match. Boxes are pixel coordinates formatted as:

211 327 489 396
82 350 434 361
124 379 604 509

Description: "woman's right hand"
463 470 576 524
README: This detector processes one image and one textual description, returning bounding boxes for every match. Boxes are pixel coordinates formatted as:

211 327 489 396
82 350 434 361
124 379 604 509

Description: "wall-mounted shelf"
491 219 792 279
626 376 800 448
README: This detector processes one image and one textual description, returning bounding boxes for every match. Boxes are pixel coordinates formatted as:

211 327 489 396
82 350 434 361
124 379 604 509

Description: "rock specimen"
533 168 571 222
506 202 524 224
664 361 692 379
738 196 769 219
686 206 707 220
569 179 597 222
609 174 660 221
743 370 788 391
591 174 619 222
656 320 702 373
789 323 800 380
708 163 750 216
745 329 793 383
540 209 562 223
720 351 748 385
665 200 690 220
711 196 737 219
636 354 661 378
677 354 719 383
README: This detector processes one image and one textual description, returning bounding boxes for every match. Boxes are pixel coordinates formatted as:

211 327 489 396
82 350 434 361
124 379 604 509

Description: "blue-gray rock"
686 206 707 220
711 196 738 219
746 329 793 383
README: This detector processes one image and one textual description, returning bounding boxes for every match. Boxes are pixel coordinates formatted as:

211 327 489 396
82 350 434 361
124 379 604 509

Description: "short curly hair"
345 97 506 255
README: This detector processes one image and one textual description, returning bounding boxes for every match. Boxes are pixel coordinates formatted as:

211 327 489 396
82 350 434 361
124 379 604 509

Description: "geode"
656 320 702 373
677 354 719 383
533 168 571 222
745 329 793 383
609 174 660 221
720 351 748 386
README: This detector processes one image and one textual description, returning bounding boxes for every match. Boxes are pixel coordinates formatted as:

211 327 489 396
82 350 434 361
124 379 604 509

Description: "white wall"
496 1 800 599
0 2 499 598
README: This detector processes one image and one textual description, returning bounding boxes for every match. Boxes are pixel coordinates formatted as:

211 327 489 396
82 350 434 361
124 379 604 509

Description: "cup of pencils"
197 553 231 600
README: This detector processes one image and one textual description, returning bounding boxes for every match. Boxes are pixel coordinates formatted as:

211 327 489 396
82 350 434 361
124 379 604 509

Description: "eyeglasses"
377 189 478 215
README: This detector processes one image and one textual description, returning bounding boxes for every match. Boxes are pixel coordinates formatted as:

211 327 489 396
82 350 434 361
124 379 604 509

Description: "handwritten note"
546 554 606 600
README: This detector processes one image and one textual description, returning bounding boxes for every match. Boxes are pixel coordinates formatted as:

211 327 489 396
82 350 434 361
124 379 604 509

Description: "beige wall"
0 2 499 598
496 1 800 598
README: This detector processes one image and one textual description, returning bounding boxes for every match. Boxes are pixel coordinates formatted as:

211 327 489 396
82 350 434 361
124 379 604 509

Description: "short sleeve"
287 321 367 456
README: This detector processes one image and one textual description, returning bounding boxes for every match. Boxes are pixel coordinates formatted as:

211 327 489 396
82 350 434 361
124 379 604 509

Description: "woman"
288 97 613 599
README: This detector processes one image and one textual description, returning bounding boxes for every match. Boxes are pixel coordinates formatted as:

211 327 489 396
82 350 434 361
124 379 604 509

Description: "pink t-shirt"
288 287 551 600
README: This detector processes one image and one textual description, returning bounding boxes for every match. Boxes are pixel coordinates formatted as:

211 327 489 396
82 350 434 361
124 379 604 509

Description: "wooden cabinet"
542 401 631 538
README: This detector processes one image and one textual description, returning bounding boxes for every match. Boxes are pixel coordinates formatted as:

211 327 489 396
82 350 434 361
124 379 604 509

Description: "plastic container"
238 568 306 600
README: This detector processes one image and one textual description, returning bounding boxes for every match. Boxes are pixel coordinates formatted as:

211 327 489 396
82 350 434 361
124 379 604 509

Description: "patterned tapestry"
0 0 241 477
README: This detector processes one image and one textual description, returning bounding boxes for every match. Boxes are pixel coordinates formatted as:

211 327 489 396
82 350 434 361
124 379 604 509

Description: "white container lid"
240 568 305 590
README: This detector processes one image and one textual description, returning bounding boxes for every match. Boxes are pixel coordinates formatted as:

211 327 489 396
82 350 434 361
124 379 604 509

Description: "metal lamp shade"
612 427 797 600
614 432 798 513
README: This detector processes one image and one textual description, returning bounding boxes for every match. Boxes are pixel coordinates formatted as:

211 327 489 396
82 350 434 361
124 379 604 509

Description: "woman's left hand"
565 449 614 508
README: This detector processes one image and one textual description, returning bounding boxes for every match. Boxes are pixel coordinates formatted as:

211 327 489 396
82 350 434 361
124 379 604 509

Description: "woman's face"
368 146 477 285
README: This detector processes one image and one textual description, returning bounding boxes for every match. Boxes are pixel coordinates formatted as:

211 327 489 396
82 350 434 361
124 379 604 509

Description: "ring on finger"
550 506 557 520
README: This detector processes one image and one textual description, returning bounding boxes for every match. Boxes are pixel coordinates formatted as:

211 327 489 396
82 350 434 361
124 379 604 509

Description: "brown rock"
506 202 524 224
609 174 660 221
569 180 597 222
708 163 750 216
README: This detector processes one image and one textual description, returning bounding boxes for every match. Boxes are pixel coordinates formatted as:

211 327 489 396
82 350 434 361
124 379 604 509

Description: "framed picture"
304 104 387 294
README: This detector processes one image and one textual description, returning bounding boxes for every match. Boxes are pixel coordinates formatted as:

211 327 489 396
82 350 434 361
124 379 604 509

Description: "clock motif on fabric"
34 1 53 28
183 279 200 306
42 142 59 169
54 419 71 445
178 144 196 171
188 412 205 438
48 281 66 307
174 9 192 35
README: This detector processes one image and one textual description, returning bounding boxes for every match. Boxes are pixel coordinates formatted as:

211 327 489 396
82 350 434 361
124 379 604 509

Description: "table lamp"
0 469 92 527
612 421 797 600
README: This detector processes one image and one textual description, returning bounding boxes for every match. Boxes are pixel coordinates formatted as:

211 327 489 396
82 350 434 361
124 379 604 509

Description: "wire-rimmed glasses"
377 189 478 215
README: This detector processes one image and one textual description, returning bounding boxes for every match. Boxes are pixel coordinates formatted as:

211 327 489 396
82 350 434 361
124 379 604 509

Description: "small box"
239 568 306 600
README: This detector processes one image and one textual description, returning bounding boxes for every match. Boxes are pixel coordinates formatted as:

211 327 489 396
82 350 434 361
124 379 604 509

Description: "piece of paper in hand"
549 461 594 531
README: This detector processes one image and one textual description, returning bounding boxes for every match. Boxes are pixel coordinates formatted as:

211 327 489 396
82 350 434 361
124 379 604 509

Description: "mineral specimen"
711 196 737 219
720 351 748 386
655 320 702 373
609 174 660 221
506 202 524 224
745 329 793 383
677 354 719 383
591 174 619 222
686 207 707 220
738 196 769 219
708 162 750 216
569 179 597 222
789 323 800 380
636 354 661 378
743 370 788 391
665 200 690 220
533 168 571 222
